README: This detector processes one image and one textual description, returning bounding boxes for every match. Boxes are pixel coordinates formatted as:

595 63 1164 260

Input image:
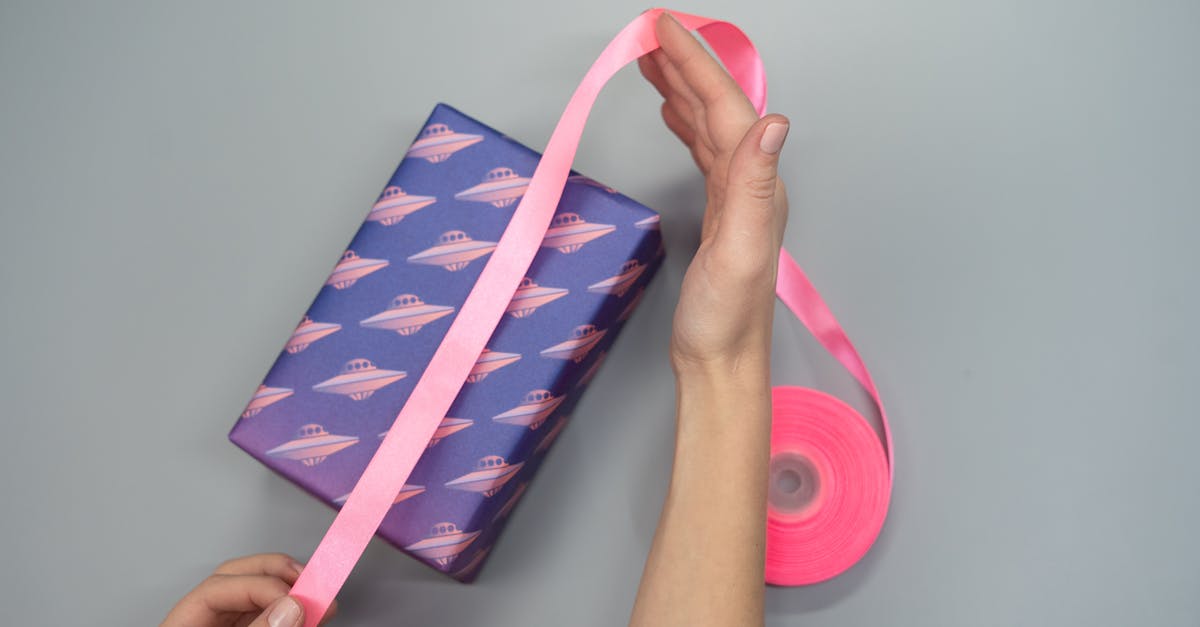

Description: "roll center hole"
777 468 802 494
768 453 820 515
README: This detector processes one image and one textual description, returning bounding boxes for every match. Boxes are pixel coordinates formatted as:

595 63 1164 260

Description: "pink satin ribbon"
768 251 893 584
289 9 892 623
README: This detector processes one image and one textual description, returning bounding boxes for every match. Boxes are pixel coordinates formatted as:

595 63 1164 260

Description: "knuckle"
264 577 291 595
739 173 777 202
675 53 702 75
196 574 225 593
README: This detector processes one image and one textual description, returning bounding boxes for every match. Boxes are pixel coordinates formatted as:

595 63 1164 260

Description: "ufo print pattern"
455 167 531 208
368 187 437 226
229 104 663 582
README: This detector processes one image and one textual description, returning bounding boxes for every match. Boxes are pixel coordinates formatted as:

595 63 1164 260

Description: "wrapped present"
228 103 664 581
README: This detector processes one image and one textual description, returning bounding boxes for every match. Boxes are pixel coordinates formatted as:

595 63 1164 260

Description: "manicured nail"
760 122 789 154
268 596 302 627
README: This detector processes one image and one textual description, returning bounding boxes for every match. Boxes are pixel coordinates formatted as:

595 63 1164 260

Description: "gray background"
1 0 1197 625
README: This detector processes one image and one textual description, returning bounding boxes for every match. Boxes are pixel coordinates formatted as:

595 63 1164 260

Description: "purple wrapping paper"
229 103 663 581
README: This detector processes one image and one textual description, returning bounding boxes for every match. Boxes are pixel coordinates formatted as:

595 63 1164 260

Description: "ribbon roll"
766 388 890 585
288 9 893 624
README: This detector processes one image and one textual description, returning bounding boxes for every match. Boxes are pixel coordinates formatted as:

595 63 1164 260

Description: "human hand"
639 13 789 378
162 553 335 627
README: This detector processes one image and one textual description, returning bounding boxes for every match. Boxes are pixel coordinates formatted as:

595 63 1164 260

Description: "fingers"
641 52 705 159
647 44 703 115
650 49 708 135
642 12 762 162
653 51 723 162
659 101 694 146
642 52 696 125
655 13 756 119
162 554 338 627
192 574 293 614
248 595 304 627
637 52 673 106
215 553 304 584
662 103 713 173
162 572 289 626
712 115 790 265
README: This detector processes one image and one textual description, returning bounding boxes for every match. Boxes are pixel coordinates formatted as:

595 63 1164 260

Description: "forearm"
630 357 772 627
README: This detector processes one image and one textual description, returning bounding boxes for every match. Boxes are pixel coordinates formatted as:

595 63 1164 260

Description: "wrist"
672 351 772 426
671 348 770 389
670 350 773 476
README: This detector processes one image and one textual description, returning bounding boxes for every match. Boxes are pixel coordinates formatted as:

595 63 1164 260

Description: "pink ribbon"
289 9 892 623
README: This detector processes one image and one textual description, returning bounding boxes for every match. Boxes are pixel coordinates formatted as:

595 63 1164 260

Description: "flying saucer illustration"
286 316 341 354
454 167 531 208
577 351 607 388
493 482 528 522
333 484 425 506
379 416 473 448
404 522 481 567
492 389 564 430
429 417 473 447
360 294 455 336
241 385 293 418
634 215 660 230
618 288 645 322
312 358 407 401
407 230 497 271
406 123 484 163
535 416 569 454
506 277 568 318
540 324 607 363
326 250 389 290
451 547 491 579
367 186 436 225
266 424 359 467
467 348 521 383
541 212 616 254
587 259 646 298
444 455 525 497
567 174 616 193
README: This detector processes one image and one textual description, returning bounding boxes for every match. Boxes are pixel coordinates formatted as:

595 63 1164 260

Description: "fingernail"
760 122 789 154
268 596 302 627
289 559 305 576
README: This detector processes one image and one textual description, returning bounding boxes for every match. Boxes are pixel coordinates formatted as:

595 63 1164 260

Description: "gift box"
229 103 663 581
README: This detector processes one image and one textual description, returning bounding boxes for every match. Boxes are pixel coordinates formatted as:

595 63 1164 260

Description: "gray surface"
2 1 1198 625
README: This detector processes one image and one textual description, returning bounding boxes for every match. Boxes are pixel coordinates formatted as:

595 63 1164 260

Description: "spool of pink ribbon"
288 9 894 624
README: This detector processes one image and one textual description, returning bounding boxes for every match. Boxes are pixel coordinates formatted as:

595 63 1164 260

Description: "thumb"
249 595 304 627
713 114 790 256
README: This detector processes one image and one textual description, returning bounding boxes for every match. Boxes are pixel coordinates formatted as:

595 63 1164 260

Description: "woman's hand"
638 13 790 378
162 553 335 627
630 13 787 627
